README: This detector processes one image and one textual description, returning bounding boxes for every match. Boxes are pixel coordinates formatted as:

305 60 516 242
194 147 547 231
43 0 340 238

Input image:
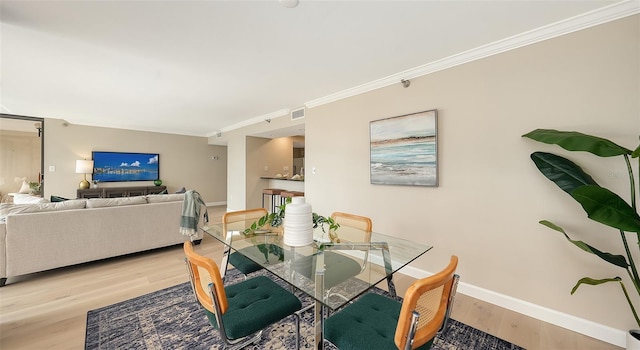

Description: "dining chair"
330 211 373 271
222 208 269 278
183 241 302 349
330 211 372 243
324 255 459 350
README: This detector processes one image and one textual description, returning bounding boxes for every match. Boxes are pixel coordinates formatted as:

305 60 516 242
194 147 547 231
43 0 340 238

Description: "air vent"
291 107 305 120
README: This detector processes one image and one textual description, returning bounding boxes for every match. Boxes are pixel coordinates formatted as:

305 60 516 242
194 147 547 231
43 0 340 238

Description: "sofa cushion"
86 196 147 208
0 200 87 221
146 193 185 203
13 194 48 204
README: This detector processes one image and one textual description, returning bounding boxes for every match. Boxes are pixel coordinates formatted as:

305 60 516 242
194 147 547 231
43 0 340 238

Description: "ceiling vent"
291 107 305 120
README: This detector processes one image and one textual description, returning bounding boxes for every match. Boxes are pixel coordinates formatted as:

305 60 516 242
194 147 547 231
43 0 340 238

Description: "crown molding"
211 108 290 136
215 1 638 134
305 0 640 109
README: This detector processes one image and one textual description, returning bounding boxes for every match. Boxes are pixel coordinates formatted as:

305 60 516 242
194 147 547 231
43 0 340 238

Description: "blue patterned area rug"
85 269 524 349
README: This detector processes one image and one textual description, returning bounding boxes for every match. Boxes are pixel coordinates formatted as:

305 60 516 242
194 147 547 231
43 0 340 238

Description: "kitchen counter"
260 177 304 193
260 176 304 182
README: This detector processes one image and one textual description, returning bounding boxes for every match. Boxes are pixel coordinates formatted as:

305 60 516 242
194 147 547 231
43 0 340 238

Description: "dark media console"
77 186 166 199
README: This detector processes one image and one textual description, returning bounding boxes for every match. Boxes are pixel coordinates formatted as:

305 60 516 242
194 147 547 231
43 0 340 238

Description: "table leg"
380 243 397 298
314 252 325 349
219 230 236 280
220 245 230 280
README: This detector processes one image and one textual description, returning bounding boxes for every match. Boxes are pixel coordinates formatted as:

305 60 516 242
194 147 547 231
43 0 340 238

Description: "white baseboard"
205 201 227 207
399 265 626 348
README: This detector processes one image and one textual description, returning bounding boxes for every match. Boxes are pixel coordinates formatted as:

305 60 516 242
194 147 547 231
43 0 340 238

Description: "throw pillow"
50 195 69 202
17 181 31 194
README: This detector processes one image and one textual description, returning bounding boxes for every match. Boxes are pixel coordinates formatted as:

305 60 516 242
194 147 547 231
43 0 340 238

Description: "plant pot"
627 330 640 350
283 197 313 247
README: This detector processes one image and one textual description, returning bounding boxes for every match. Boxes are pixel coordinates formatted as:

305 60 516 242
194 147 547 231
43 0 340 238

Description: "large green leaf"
530 152 598 194
571 185 640 233
571 277 621 295
539 220 628 268
633 144 640 158
523 129 631 157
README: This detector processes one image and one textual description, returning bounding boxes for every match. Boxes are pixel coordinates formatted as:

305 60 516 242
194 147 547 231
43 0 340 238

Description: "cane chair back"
222 208 268 277
395 255 459 349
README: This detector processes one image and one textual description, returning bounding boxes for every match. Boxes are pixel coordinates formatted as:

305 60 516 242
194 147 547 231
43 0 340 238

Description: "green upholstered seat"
228 252 263 275
204 275 302 340
292 252 363 289
228 243 284 276
324 293 433 350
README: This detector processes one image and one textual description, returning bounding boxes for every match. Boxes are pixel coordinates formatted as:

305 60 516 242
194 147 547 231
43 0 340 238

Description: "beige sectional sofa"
0 193 202 286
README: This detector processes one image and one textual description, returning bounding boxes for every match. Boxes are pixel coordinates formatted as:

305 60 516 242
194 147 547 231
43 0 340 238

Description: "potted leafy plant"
28 181 41 195
523 129 640 345
244 198 340 240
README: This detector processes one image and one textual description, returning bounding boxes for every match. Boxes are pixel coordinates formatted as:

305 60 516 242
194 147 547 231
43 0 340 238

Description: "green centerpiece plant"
522 129 640 326
243 198 340 241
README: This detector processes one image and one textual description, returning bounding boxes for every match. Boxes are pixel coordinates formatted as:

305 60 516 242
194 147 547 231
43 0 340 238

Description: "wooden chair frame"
395 255 459 350
221 208 268 279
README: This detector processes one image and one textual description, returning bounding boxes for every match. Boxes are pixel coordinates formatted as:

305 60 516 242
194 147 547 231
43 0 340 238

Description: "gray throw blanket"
179 190 209 241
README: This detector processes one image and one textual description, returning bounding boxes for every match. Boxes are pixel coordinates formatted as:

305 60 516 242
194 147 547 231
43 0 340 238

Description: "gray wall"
43 119 227 204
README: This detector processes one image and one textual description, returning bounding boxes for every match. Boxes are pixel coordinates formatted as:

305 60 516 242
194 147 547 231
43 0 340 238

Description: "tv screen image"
92 151 159 182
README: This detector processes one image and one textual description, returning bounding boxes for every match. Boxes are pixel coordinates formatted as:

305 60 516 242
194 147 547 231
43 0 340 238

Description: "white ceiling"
0 0 633 137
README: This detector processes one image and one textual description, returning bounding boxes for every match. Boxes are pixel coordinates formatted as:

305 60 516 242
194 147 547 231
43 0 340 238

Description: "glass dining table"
201 222 432 349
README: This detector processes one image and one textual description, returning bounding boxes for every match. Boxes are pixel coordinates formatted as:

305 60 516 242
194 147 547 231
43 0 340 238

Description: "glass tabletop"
201 222 432 311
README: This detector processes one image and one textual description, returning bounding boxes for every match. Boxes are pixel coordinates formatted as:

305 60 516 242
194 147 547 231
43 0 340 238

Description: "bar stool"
280 191 304 206
262 188 284 213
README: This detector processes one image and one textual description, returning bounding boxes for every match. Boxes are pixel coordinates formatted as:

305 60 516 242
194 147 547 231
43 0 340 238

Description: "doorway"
0 114 45 201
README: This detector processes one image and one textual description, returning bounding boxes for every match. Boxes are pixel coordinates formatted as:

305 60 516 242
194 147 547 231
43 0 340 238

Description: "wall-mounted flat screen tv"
92 151 159 182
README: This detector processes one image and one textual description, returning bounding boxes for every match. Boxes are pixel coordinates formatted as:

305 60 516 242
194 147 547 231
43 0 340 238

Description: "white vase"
627 330 640 350
283 197 313 246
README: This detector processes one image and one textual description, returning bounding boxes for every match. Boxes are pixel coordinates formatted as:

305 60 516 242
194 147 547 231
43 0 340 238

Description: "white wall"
215 15 639 345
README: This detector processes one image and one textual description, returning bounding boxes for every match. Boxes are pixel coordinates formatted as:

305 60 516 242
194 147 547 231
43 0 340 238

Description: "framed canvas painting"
370 109 438 186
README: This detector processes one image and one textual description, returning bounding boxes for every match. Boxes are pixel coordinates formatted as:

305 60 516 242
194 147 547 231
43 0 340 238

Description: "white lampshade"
75 159 94 174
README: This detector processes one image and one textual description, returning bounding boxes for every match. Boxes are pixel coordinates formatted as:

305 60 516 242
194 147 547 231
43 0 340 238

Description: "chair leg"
294 311 301 350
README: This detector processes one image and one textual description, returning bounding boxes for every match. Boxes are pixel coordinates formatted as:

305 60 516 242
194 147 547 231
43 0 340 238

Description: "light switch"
49 165 56 172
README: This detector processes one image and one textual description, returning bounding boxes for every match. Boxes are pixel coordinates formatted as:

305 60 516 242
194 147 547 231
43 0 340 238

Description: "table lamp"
76 159 94 189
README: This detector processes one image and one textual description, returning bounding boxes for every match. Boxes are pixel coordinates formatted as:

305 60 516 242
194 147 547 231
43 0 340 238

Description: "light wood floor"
0 206 621 349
